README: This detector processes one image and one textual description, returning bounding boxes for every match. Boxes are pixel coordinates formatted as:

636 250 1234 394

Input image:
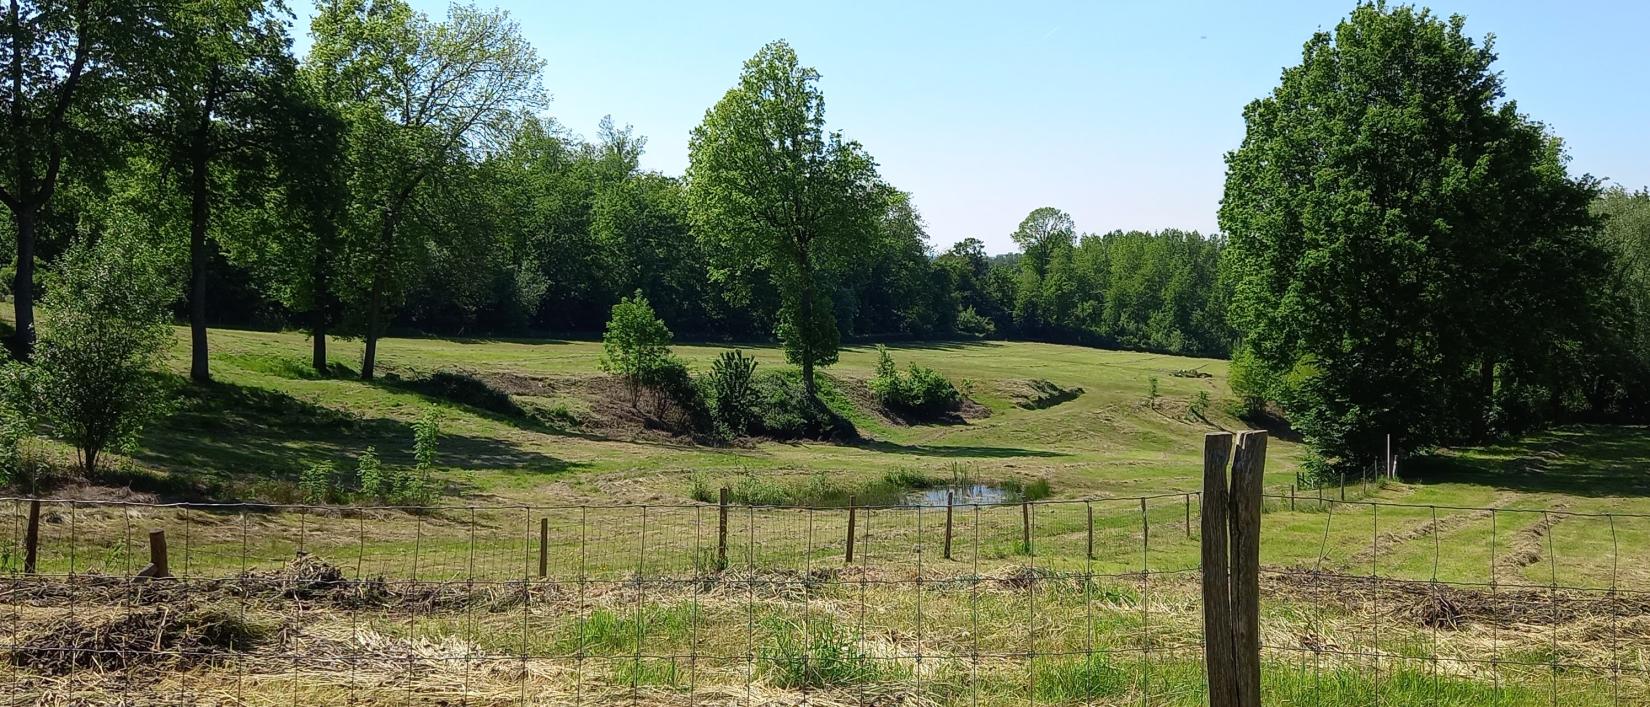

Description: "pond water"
904 483 1025 507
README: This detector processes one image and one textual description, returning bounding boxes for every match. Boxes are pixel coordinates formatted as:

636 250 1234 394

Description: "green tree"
1 0 156 360
22 232 174 476
599 291 675 406
144 0 295 382
687 40 881 401
1219 3 1602 471
307 0 545 380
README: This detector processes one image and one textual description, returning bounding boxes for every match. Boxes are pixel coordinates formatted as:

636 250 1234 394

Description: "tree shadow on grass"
849 439 1068 459
129 379 581 502
1406 425 1650 498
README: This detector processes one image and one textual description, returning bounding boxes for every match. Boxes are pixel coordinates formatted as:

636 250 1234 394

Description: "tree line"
2 1 1233 386
2 1 1647 478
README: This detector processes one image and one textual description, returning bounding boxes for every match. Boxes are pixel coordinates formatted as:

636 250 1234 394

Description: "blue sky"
296 1 1650 254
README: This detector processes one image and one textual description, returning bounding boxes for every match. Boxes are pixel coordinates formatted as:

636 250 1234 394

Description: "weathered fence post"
717 487 730 570
1201 432 1236 707
538 517 549 578
942 491 954 561
1201 430 1265 707
1230 431 1267 706
137 530 170 578
1185 493 1192 538
1289 484 1296 512
1339 473 1346 501
23 499 40 575
845 495 858 564
1021 501 1033 555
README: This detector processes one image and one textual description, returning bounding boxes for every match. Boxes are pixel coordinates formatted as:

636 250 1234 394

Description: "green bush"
706 350 759 436
599 291 675 407
869 346 962 419
299 461 337 503
355 447 385 500
23 236 174 476
955 305 996 338
750 370 855 440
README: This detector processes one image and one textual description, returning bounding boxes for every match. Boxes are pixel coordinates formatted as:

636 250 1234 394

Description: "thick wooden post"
942 491 954 561
1229 431 1267 707
845 495 858 564
1201 432 1236 707
538 517 549 578
23 500 41 575
1021 502 1032 555
717 488 730 570
137 530 169 578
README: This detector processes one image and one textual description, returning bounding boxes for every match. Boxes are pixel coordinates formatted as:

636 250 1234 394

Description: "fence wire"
0 491 1645 705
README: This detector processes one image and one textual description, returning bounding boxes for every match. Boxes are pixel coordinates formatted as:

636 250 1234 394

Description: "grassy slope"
8 319 1650 704
136 325 1291 505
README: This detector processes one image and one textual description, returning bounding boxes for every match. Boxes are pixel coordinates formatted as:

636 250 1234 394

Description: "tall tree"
1 0 150 359
307 0 544 379
145 0 294 382
1219 3 1601 472
686 40 880 400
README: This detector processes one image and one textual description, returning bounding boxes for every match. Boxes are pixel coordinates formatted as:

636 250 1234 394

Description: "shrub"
707 350 759 436
1189 390 1212 421
24 236 174 476
355 447 385 500
1147 376 1160 408
750 370 855 440
412 408 441 471
870 346 963 419
599 291 675 406
642 355 709 430
1227 346 1277 416
955 305 996 338
299 461 337 504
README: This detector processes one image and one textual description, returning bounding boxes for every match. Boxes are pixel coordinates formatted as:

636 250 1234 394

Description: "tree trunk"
9 207 35 360
1474 357 1496 441
311 314 328 374
797 259 817 402
310 245 331 374
188 139 211 383
361 276 381 381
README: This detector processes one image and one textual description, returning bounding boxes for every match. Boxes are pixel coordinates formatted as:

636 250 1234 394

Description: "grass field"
4 322 1650 705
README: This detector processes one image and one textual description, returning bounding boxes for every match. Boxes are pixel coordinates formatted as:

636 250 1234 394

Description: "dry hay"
1497 509 1565 575
8 604 272 676
1342 499 1507 572
1270 569 1650 629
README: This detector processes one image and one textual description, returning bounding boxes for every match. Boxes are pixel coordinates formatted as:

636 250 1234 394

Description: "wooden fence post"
1229 431 1267 707
1200 432 1236 707
717 487 730 570
1289 484 1295 512
538 517 549 578
942 491 954 561
137 530 169 578
1021 502 1032 555
23 499 40 575
1339 474 1346 501
845 495 858 564
1184 493 1192 538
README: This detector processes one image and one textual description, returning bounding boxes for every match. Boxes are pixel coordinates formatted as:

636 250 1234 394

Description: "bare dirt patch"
1001 379 1083 410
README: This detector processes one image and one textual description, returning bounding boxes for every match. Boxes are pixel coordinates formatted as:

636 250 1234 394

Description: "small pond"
905 483 1026 507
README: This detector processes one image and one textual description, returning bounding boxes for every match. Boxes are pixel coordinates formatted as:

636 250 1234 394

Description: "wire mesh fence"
0 487 1646 705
